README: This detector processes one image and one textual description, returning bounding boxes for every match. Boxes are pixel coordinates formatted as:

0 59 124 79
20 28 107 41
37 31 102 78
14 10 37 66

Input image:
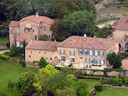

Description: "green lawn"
97 87 128 96
0 37 8 45
0 59 128 96
80 79 99 91
0 60 36 96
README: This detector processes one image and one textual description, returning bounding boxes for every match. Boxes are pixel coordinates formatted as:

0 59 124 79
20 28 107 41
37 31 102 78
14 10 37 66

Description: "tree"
53 10 96 41
39 57 48 68
39 64 60 77
107 52 122 68
13 65 88 96
15 72 36 96
51 0 95 18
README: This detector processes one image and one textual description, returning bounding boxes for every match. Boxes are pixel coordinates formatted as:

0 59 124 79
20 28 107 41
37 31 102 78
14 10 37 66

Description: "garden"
0 57 36 96
0 52 128 96
0 37 8 45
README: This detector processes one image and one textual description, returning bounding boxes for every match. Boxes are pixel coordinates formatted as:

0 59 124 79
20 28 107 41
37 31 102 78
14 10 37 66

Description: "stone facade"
25 36 119 70
112 17 128 52
122 58 128 70
9 15 54 47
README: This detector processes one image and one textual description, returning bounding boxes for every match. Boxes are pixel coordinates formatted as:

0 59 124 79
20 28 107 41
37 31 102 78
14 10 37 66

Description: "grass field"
97 87 128 96
0 60 36 96
0 59 128 96
0 37 8 45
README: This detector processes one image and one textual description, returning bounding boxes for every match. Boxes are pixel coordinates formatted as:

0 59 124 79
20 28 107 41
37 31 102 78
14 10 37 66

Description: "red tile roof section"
26 40 58 51
58 36 117 50
9 21 19 27
20 15 55 25
112 16 128 31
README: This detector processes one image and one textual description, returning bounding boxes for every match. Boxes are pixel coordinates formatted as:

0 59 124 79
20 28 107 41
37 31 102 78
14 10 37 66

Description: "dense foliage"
0 0 96 41
53 10 96 41
39 57 48 68
12 64 88 96
107 52 122 68
95 26 112 38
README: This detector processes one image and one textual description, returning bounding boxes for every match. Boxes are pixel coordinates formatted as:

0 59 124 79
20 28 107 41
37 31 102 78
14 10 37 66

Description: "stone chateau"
9 14 54 47
9 15 128 70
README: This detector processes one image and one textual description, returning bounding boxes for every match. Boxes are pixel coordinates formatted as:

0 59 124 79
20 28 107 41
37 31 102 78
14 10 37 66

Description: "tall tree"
107 52 122 68
53 10 96 41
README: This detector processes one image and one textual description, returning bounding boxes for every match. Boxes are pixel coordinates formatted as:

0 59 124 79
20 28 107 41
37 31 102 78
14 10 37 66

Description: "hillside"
90 0 128 21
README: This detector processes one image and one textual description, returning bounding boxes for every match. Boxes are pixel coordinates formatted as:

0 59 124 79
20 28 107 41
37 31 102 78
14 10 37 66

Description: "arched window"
24 23 34 32
39 22 47 32
125 42 128 52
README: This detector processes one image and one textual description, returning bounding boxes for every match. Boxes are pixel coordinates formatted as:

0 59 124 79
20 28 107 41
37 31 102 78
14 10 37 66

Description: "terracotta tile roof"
20 15 55 25
112 16 128 31
9 21 19 27
26 40 58 51
58 36 117 50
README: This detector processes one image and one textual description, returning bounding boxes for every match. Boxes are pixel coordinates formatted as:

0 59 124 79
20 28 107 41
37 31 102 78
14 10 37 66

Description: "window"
70 58 75 63
35 35 38 40
79 49 89 56
101 60 104 65
95 50 98 56
97 50 101 56
61 56 65 61
85 49 90 55
92 50 95 56
69 49 75 56
59 48 65 55
80 49 84 55
90 59 98 65
89 50 93 56
97 50 105 56
16 42 20 47
98 60 105 65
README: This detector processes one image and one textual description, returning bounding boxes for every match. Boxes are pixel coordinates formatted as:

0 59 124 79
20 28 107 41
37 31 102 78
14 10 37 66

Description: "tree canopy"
107 52 122 68
53 10 96 41
13 64 88 96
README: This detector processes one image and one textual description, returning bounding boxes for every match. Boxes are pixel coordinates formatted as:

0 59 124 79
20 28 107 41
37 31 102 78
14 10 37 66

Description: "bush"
95 84 103 92
39 57 48 68
9 45 25 57
107 52 122 68
0 54 9 60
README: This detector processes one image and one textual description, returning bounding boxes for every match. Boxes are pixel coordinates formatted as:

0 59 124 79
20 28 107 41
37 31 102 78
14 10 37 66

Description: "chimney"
35 12 39 17
84 34 87 37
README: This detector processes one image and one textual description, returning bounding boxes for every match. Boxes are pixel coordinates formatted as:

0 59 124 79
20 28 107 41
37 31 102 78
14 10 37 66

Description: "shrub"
9 45 25 57
95 84 103 92
39 57 48 68
107 52 122 68
0 54 9 60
